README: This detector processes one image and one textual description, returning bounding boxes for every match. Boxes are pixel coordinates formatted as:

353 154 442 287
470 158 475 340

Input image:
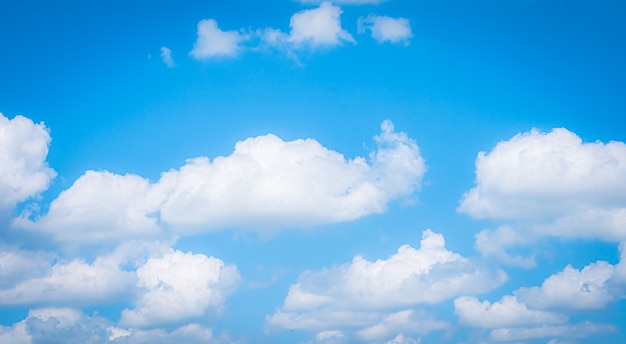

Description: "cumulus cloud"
160 46 175 67
190 19 244 59
0 308 232 344
454 295 567 329
267 229 505 339
261 2 354 50
358 15 412 45
120 249 240 327
516 261 617 310
18 120 424 241
15 170 172 242
0 113 56 219
0 246 52 288
0 241 169 306
459 128 626 241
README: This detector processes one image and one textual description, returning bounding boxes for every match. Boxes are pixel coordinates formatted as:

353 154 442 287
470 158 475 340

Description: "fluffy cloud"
15 170 171 242
358 15 412 45
261 2 354 50
160 46 175 67
0 241 169 306
474 226 536 268
454 295 567 328
18 120 424 241
0 113 56 219
267 230 505 339
0 308 232 344
516 261 617 310
459 128 626 241
0 246 52 288
190 19 244 59
120 249 240 327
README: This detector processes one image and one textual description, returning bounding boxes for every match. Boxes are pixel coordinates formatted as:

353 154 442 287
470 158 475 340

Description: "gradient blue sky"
1 0 625 343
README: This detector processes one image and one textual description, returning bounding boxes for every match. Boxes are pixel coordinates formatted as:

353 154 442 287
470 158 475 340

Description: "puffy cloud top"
0 113 56 218
459 128 626 241
190 19 243 59
17 120 425 241
358 15 412 45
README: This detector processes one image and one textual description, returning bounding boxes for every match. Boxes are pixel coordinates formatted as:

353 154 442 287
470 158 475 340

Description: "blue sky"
1 0 625 343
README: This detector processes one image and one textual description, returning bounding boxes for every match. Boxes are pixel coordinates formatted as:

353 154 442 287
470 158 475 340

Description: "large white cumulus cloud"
459 128 626 241
120 249 240 327
267 229 505 340
18 120 425 241
0 113 56 218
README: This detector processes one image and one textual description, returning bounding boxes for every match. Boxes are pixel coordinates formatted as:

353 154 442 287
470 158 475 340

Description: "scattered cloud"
160 46 175 67
454 295 567 329
0 308 234 344
459 128 626 241
287 2 354 47
0 113 56 219
474 226 536 268
267 230 505 340
516 261 617 310
17 120 425 241
190 19 244 59
120 249 240 327
488 322 617 342
358 15 412 45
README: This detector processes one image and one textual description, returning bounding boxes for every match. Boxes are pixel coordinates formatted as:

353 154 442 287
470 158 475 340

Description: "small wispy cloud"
160 46 175 67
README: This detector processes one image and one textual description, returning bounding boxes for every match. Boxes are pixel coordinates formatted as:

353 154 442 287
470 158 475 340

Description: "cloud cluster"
455 248 626 342
16 120 425 241
0 113 56 219
188 2 411 60
268 229 505 341
0 308 233 344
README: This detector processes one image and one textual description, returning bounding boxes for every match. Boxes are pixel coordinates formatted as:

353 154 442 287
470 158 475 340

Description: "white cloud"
301 0 387 4
0 246 52 288
0 241 169 306
15 170 172 242
357 310 447 341
385 334 422 344
459 128 626 241
474 226 536 268
120 249 240 327
267 230 505 335
316 330 345 342
190 19 244 59
0 113 56 219
516 261 616 310
19 120 425 241
0 308 232 344
160 46 175 67
358 15 412 45
262 2 354 50
488 322 616 342
454 295 567 329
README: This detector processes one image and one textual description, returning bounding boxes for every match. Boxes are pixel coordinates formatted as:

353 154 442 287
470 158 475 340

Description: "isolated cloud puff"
261 2 354 50
18 119 425 241
190 19 244 59
358 15 412 45
160 46 175 67
120 249 240 327
267 229 505 339
459 128 626 241
0 113 56 218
